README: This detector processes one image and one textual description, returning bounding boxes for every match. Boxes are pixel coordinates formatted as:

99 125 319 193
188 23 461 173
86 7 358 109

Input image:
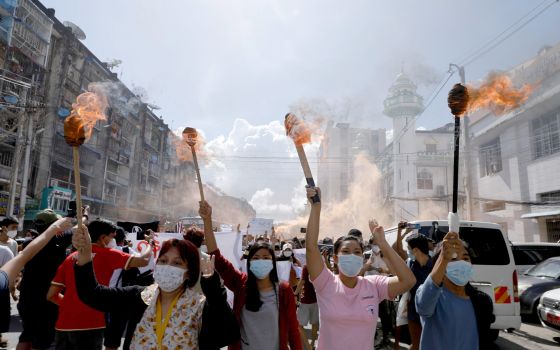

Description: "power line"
455 0 551 66
461 0 559 67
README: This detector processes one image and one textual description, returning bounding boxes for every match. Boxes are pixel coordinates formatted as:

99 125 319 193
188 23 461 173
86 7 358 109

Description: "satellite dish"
63 21 86 40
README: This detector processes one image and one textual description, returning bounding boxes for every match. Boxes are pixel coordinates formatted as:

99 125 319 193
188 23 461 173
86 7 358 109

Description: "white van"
385 220 522 338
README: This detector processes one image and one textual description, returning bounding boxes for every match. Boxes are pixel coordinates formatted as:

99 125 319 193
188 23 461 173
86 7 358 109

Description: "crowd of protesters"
0 184 496 350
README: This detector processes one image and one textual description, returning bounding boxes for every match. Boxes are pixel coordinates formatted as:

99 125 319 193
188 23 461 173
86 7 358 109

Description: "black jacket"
466 284 496 349
74 262 240 350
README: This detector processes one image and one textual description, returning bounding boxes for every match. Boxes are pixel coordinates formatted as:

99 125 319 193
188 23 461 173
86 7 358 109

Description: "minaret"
383 71 424 220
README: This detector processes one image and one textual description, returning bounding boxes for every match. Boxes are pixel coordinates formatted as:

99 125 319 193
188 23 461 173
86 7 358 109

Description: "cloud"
201 118 320 221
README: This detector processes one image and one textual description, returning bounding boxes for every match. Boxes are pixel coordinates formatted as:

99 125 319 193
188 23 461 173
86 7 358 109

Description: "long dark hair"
245 242 279 312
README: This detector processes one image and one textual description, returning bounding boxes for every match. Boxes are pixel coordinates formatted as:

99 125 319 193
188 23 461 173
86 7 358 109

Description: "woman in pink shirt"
304 187 416 350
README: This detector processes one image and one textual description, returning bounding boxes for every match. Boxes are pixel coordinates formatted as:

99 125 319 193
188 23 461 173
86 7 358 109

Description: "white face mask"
283 250 293 257
154 264 187 292
200 245 208 253
7 230 17 239
106 238 117 249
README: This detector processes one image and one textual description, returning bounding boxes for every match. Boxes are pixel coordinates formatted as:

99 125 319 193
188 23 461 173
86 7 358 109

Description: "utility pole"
449 63 474 220
17 102 35 229
7 87 29 219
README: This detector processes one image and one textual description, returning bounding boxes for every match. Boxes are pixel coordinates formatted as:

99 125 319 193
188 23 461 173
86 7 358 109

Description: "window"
532 113 560 159
479 138 502 177
539 191 560 203
418 226 510 265
417 169 433 190
426 144 437 153
546 218 560 243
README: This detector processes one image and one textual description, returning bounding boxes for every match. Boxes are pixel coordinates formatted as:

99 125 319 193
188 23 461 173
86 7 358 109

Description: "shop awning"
521 210 560 219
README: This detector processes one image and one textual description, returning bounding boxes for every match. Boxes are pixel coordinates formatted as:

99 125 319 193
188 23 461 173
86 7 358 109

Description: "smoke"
417 200 448 221
88 81 144 116
407 61 444 87
278 153 392 240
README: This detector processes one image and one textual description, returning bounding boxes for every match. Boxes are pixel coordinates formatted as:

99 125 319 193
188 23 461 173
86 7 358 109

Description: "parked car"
519 257 560 318
386 220 521 339
538 288 560 334
512 243 560 274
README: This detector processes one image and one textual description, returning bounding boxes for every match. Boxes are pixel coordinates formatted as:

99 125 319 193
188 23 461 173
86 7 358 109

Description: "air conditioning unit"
436 185 445 196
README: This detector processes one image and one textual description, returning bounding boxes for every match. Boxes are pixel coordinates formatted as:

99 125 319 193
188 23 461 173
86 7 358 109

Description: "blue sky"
42 0 560 137
41 0 560 220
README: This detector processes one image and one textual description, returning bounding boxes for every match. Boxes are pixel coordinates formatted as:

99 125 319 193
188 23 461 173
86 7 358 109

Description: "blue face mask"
428 251 435 258
250 259 273 279
407 250 416 261
337 254 363 277
446 260 474 286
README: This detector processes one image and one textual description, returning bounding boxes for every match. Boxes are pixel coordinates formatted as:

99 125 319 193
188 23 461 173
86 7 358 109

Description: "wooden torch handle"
191 147 205 202
73 147 84 253
295 144 320 203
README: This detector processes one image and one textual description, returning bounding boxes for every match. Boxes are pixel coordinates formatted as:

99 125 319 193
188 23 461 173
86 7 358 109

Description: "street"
3 299 560 350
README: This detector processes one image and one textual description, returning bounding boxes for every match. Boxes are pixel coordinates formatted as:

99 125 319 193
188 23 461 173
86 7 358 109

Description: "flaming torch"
285 113 320 203
447 72 533 231
182 127 205 202
64 91 107 236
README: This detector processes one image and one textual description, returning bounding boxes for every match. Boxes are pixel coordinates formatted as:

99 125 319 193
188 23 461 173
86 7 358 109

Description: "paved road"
3 298 560 350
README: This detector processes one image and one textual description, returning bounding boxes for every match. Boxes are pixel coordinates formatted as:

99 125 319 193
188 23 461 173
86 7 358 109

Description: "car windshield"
525 259 560 279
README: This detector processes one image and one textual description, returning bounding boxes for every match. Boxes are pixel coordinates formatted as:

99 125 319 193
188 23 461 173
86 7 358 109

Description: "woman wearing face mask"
71 225 239 350
305 187 415 350
415 232 495 350
277 243 302 289
199 201 301 350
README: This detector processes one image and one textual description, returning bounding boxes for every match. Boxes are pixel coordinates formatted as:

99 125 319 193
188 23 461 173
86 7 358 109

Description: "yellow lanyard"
155 292 182 349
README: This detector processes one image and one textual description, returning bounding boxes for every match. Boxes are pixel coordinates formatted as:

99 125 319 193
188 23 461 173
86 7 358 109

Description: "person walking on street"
304 186 416 350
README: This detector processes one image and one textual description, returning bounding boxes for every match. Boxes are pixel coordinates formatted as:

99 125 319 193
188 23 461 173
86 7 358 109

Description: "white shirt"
0 245 14 267
0 238 17 257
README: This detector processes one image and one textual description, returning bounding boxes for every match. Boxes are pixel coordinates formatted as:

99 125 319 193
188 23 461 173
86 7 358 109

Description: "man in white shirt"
0 217 19 256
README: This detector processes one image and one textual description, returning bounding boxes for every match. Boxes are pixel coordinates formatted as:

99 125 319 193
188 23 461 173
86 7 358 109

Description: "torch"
448 83 469 214
182 127 205 202
64 91 107 248
285 113 320 203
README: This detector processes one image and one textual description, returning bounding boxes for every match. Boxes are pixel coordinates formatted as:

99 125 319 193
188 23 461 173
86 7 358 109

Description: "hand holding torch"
64 91 107 252
182 127 205 202
284 113 320 203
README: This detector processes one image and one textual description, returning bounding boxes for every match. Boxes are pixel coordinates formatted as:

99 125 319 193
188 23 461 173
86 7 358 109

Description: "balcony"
105 170 129 187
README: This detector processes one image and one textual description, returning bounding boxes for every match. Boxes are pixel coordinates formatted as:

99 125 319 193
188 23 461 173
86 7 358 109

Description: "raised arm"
199 200 245 291
370 221 416 299
1 217 73 287
72 225 144 312
392 222 411 261
305 187 323 280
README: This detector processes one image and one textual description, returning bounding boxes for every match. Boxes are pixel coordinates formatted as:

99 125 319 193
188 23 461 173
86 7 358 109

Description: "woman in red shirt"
200 201 301 350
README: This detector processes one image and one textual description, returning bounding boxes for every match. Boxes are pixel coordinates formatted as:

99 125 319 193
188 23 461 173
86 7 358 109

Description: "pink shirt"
312 266 389 350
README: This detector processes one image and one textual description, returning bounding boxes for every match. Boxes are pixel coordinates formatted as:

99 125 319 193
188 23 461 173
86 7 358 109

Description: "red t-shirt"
52 245 132 331
300 265 317 304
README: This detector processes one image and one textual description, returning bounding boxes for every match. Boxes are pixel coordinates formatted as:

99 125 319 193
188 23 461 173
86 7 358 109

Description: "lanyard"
155 291 182 349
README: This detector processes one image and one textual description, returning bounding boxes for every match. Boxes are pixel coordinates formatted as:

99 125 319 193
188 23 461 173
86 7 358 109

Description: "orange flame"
64 91 108 146
285 113 324 146
467 73 533 115
173 131 206 162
